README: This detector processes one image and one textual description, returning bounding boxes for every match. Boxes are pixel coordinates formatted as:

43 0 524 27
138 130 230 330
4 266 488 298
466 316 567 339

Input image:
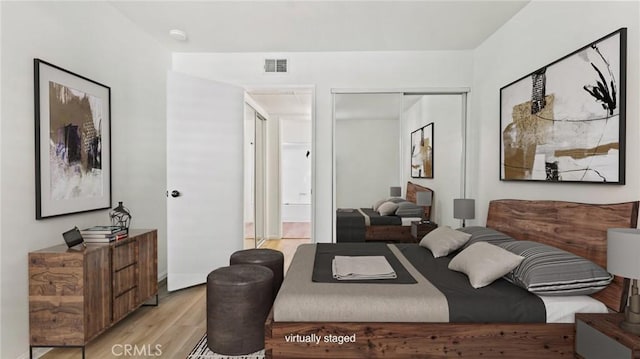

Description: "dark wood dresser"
28 229 158 358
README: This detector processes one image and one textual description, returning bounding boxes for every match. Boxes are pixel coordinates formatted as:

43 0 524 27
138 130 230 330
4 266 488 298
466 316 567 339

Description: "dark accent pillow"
497 240 613 296
458 226 515 250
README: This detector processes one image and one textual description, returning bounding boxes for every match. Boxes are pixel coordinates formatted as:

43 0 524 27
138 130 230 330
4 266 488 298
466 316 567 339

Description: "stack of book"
80 225 128 243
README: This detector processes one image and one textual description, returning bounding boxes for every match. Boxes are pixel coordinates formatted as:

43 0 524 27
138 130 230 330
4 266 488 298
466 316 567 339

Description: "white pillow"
377 201 399 216
448 242 524 289
372 198 387 211
419 227 472 258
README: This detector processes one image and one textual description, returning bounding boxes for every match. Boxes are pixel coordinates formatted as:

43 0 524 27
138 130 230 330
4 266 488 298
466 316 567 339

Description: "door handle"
171 190 181 198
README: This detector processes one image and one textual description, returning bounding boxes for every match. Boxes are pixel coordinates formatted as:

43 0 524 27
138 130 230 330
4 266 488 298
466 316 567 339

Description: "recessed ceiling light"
169 29 188 42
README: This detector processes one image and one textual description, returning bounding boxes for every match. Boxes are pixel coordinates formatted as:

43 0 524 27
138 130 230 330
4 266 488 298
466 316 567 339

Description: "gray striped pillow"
395 202 424 218
497 240 613 296
457 226 515 250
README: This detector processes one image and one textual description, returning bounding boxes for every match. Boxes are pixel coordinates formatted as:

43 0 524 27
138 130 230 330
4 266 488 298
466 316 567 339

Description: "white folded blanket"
332 255 397 280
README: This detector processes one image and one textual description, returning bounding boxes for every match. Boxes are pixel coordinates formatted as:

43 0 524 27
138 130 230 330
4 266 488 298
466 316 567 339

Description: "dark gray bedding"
336 209 365 242
312 243 417 284
395 243 546 323
336 208 403 242
361 208 402 225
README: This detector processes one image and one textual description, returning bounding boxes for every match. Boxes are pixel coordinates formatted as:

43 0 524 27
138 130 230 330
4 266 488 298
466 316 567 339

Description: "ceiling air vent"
264 59 288 73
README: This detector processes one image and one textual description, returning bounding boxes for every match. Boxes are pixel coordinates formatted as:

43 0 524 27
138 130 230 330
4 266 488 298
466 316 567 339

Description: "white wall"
173 51 473 242
401 95 464 227
266 113 281 236
336 118 400 208
0 0 3 353
469 1 640 226
281 117 312 143
243 104 255 223
0 2 170 358
280 117 311 223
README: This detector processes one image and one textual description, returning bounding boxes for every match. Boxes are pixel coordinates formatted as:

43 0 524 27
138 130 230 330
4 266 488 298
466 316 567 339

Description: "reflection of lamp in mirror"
453 198 474 228
416 191 432 223
607 228 640 334
389 186 401 197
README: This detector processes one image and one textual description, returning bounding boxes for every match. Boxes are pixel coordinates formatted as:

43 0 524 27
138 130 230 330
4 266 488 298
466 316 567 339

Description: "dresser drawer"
114 264 137 296
113 287 138 321
112 241 137 271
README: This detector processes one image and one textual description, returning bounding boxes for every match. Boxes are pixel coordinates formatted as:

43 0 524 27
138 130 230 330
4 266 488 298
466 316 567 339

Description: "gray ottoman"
206 264 273 355
230 248 284 301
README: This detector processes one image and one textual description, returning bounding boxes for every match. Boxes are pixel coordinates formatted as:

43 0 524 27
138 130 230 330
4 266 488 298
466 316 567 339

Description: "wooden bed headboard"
486 199 639 313
406 181 433 220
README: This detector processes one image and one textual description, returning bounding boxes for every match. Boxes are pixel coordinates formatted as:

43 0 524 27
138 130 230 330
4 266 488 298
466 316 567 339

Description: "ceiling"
110 1 528 118
110 1 529 53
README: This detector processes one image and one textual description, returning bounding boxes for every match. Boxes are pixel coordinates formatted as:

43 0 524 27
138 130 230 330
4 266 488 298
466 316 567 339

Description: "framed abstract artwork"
411 123 434 178
500 28 626 184
35 59 111 219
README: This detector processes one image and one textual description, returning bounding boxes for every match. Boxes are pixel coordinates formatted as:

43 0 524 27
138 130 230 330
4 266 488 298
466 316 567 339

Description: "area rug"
187 334 265 359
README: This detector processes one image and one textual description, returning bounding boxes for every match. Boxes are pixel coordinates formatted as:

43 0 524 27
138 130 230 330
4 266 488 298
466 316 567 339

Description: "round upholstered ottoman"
206 264 273 355
230 248 284 301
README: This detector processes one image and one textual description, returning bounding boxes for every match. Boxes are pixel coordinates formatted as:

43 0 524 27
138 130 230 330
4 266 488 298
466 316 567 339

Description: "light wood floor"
244 222 311 240
261 238 311 272
39 238 310 359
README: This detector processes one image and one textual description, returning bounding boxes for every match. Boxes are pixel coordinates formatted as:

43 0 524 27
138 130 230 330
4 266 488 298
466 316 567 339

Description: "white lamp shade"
390 186 401 197
607 228 640 279
416 191 432 206
453 198 475 220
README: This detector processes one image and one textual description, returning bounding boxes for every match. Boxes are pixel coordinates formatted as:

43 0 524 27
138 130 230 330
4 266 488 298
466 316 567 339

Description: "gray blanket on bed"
335 209 365 242
274 243 546 323
336 208 403 243
395 244 546 323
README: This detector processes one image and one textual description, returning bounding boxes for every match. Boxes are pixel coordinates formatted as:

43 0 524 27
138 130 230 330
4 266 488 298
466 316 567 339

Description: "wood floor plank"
40 283 205 359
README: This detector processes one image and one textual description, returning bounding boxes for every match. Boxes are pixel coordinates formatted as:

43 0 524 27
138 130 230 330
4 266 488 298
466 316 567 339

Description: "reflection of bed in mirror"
266 199 639 359
336 182 433 242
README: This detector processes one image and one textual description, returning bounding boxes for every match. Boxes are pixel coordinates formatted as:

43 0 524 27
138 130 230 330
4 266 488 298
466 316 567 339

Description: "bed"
336 182 433 242
265 199 639 358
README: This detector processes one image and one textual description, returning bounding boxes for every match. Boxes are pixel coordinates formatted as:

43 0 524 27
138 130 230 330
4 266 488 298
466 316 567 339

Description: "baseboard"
267 235 281 240
158 270 168 281
17 347 51 359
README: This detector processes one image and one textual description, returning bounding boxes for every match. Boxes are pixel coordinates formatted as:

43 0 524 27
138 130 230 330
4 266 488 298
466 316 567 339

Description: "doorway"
245 87 314 254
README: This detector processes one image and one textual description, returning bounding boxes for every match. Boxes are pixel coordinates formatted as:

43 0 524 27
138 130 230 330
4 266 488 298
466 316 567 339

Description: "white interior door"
167 71 244 291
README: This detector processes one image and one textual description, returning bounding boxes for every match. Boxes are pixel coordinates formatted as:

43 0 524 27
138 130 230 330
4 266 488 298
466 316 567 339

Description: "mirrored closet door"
244 104 267 248
333 90 468 240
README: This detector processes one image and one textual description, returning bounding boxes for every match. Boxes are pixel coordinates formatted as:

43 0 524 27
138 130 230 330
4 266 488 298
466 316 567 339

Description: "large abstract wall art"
411 123 434 178
35 59 111 218
500 28 626 184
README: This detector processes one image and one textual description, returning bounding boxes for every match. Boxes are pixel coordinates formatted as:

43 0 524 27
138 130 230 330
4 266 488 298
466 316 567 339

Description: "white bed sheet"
539 295 608 323
400 217 422 226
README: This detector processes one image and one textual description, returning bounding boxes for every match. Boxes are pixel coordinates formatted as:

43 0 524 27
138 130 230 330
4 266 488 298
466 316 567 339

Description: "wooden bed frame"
266 199 639 358
364 181 433 242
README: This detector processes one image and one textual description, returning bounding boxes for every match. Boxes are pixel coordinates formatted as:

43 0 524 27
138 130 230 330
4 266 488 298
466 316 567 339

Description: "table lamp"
416 191 432 223
389 186 401 197
607 228 640 334
453 198 474 228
